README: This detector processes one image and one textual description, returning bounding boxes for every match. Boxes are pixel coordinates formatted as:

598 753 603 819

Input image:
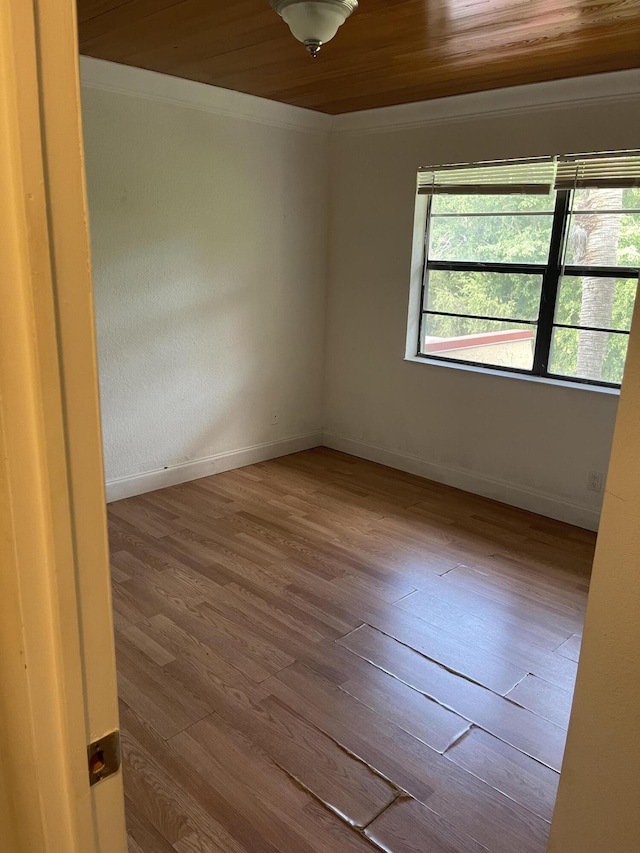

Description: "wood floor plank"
228 510 333 561
201 555 361 636
441 566 585 634
167 583 358 687
170 516 338 579
337 654 470 754
108 516 208 575
467 552 591 600
445 728 560 823
372 513 503 566
281 557 424 629
110 448 592 853
404 495 593 576
109 497 183 539
326 464 449 510
120 717 201 848
112 549 207 615
111 578 153 631
117 666 191 744
192 585 340 664
555 633 582 662
335 527 463 580
335 570 418 605
254 500 368 542
264 662 456 804
126 836 144 853
298 799 382 852
363 606 528 696
218 691 398 829
124 794 179 853
128 611 397 831
494 538 594 575
172 713 380 853
255 456 340 494
337 625 567 771
111 546 212 601
219 577 331 643
120 700 263 853
109 560 132 584
169 720 324 853
118 574 206 627
150 602 296 683
283 566 528 695
224 574 354 640
167 520 287 568
394 586 579 693
121 553 226 611
396 578 573 653
116 632 213 740
152 478 234 513
195 469 302 506
506 675 575 729
276 484 387 529
143 612 277 696
265 663 550 853
123 623 176 667
173 832 229 853
364 796 491 853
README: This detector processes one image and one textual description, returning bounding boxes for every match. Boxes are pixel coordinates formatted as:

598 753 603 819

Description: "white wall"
82 59 640 527
80 59 330 500
324 75 640 529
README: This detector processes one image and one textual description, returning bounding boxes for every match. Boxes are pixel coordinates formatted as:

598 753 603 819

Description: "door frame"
0 1 126 850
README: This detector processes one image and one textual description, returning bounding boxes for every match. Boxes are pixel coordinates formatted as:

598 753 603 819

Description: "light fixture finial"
270 0 358 57
305 40 321 58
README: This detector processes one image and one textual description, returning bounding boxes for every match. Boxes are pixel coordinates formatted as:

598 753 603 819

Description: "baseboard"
322 431 600 531
105 432 323 503
105 428 601 529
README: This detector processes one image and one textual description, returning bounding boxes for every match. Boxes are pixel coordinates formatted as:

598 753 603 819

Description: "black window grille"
416 153 640 387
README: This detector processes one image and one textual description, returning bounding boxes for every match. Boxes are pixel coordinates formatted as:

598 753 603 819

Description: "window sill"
403 354 621 395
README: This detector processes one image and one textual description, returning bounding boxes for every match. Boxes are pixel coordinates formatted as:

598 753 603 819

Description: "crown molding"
332 70 640 135
79 57 640 138
79 56 332 134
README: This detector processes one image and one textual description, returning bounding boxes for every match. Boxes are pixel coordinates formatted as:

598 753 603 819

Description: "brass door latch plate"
87 730 121 786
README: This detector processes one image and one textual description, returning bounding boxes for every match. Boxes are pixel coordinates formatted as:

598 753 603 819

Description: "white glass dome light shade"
280 2 348 43
271 0 358 56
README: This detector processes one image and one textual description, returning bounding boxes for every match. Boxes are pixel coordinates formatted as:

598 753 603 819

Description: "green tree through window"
417 173 640 386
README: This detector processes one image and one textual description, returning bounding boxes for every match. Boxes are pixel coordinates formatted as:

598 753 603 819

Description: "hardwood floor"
109 448 594 853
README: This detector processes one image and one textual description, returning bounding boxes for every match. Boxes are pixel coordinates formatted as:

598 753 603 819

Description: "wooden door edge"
0 0 126 850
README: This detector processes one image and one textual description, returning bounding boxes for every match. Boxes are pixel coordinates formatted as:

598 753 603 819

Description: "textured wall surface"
82 82 328 483
323 95 640 527
82 61 639 527
548 294 640 852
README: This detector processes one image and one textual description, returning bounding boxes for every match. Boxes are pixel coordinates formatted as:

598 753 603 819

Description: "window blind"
417 151 640 196
417 157 555 196
554 151 640 189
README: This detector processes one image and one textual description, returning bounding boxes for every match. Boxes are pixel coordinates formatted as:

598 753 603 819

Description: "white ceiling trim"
332 70 640 135
79 57 640 136
79 56 332 134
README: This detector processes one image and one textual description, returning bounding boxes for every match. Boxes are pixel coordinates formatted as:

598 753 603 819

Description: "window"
414 152 640 387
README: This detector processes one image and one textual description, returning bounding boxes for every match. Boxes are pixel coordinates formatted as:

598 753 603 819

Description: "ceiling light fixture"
270 0 358 58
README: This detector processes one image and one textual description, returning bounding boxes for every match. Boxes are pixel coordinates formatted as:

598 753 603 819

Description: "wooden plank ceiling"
76 0 640 114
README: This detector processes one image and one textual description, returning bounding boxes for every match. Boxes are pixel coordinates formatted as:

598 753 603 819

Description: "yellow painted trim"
34 0 127 845
0 0 125 850
548 281 640 852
